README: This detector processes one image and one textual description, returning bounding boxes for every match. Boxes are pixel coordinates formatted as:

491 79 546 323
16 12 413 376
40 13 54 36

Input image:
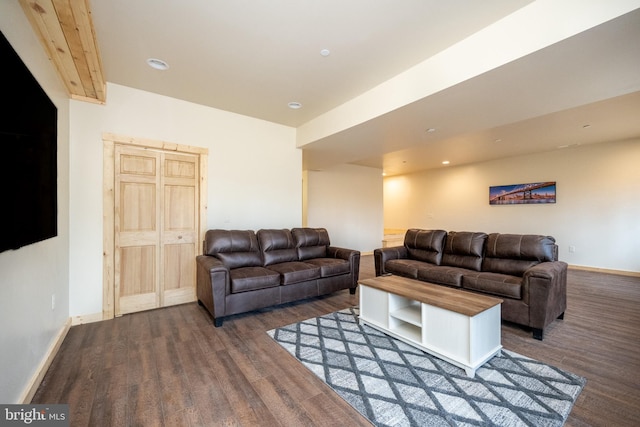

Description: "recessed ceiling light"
288 101 302 109
426 128 436 133
442 160 450 165
320 49 330 57
147 58 169 70
494 139 502 143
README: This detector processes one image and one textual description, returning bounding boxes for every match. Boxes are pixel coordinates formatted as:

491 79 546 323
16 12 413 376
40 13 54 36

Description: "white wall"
0 3 71 403
69 83 300 318
384 139 640 273
305 164 383 252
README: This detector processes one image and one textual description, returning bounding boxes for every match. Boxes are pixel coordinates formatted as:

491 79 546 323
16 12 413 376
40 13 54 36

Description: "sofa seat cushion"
230 267 281 293
384 259 425 278
462 272 522 299
267 262 321 285
304 258 350 277
417 265 470 287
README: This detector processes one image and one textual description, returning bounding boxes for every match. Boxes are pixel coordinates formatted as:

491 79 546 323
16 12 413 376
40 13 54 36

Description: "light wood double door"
114 144 200 316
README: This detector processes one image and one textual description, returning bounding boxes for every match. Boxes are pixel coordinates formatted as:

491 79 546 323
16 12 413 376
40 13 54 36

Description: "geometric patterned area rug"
267 307 586 427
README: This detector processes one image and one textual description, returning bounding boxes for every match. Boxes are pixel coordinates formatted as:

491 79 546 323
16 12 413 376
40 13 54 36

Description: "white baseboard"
19 318 71 404
569 264 640 277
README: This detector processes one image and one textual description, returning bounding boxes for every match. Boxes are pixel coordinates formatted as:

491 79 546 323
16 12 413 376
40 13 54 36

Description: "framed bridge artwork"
489 181 556 205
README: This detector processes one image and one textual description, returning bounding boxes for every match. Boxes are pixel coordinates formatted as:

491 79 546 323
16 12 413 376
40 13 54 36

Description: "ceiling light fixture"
288 101 302 109
442 160 450 165
147 58 169 70
320 49 330 57
426 128 436 133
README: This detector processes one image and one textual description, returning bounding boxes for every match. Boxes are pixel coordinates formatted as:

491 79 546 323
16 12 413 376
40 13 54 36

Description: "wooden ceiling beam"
20 0 106 104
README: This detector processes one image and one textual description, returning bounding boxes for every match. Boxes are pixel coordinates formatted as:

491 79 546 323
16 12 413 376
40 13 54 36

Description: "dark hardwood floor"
32 255 640 426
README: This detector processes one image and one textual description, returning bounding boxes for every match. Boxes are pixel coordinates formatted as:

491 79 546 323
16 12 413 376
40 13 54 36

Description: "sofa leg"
349 287 357 295
532 328 543 340
557 312 565 320
214 317 223 327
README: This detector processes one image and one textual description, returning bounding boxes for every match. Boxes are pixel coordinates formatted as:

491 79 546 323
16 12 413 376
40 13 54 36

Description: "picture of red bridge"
489 181 556 205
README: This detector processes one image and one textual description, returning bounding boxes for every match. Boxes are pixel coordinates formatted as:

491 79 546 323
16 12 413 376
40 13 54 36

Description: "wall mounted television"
0 31 57 253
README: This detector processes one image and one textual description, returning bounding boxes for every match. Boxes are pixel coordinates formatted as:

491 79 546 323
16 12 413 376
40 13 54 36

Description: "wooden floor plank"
127 377 164 426
87 363 128 427
189 382 236 426
299 389 373 427
208 350 280 426
251 375 318 426
31 255 640 426
126 340 158 386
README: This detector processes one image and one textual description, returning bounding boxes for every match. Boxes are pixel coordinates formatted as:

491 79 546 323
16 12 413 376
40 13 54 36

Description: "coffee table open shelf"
359 275 503 377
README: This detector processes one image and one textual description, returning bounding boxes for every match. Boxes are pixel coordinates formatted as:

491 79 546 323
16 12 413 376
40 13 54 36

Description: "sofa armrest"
373 246 408 276
196 255 229 326
523 261 568 333
327 246 361 288
327 246 356 261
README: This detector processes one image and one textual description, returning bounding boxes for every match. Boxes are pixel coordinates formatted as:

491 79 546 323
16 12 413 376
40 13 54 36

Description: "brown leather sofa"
374 229 567 340
197 227 360 326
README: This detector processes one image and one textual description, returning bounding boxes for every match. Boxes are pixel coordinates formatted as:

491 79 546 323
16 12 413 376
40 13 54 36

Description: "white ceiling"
90 0 640 176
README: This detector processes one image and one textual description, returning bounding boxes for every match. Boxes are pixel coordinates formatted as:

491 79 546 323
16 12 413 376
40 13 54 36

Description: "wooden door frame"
102 133 208 319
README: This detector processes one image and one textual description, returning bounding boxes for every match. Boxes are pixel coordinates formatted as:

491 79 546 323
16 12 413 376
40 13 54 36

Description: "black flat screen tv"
0 31 57 253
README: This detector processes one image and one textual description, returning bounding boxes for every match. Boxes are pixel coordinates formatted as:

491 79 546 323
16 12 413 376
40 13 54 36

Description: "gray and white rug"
267 307 586 427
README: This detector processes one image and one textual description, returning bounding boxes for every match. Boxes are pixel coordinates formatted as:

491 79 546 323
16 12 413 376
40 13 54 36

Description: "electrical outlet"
51 294 55 310
569 245 576 253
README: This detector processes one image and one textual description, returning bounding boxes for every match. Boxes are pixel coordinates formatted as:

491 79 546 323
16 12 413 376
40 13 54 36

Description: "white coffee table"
359 275 502 377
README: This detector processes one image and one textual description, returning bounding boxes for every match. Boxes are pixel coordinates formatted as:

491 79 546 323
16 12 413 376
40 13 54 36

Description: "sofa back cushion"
482 233 557 276
203 229 262 269
257 229 299 266
404 229 447 265
441 231 487 271
292 227 329 260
